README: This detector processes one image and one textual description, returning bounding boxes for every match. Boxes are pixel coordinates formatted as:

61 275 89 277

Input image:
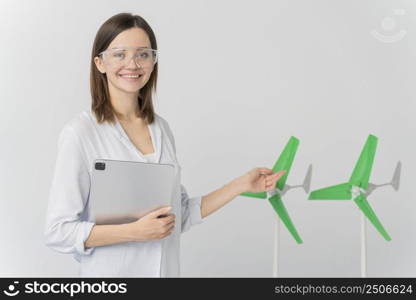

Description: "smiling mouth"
119 74 143 80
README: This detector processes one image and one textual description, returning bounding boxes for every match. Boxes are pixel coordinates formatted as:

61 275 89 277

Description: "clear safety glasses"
99 47 158 68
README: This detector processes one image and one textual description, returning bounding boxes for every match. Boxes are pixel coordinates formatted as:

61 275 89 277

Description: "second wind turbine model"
308 134 401 276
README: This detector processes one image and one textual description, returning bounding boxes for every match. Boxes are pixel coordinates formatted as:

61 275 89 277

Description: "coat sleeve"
180 184 203 233
160 117 204 233
44 125 95 260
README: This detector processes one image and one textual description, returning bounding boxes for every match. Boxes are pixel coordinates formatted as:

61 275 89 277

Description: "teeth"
120 74 140 78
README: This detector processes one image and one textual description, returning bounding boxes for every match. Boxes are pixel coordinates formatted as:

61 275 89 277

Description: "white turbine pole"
360 214 367 277
273 215 280 277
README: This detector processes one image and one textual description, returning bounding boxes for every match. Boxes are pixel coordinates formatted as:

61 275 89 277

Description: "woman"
44 12 285 277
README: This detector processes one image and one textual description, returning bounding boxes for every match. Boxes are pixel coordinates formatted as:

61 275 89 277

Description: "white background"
0 0 414 277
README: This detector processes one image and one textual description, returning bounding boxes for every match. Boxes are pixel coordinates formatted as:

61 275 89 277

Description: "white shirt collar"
105 112 162 163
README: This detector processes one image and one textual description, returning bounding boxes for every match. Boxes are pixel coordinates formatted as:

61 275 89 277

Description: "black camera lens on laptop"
95 162 106 170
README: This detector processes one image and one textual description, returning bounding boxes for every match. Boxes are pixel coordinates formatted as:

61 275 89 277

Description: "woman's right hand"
126 206 176 242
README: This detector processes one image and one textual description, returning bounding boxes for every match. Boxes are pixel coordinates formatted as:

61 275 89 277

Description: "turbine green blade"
271 136 299 190
308 182 352 200
349 134 377 189
353 194 391 241
268 193 303 244
240 192 267 199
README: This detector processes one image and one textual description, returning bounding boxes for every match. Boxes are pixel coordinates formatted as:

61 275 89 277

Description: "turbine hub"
267 189 280 198
351 185 366 199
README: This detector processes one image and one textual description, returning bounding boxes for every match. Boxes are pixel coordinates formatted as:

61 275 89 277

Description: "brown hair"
90 12 158 124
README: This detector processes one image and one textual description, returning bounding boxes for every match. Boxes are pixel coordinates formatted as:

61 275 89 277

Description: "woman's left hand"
237 168 286 194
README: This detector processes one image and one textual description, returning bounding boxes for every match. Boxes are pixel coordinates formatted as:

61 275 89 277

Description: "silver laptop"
89 159 175 225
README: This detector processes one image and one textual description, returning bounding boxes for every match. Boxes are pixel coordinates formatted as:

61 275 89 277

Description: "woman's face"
94 27 155 95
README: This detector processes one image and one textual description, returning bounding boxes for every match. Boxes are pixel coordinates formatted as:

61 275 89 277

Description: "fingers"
153 214 175 239
257 168 286 177
257 167 273 175
165 219 175 229
148 206 172 219
274 170 286 179
265 170 286 183
157 213 176 229
160 219 176 238
160 226 175 238
162 213 176 225
265 178 277 188
264 170 286 191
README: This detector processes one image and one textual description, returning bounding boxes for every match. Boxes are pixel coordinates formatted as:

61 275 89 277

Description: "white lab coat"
44 110 204 277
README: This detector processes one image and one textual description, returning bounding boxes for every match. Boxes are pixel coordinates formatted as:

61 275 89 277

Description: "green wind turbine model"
308 134 401 277
240 136 312 277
